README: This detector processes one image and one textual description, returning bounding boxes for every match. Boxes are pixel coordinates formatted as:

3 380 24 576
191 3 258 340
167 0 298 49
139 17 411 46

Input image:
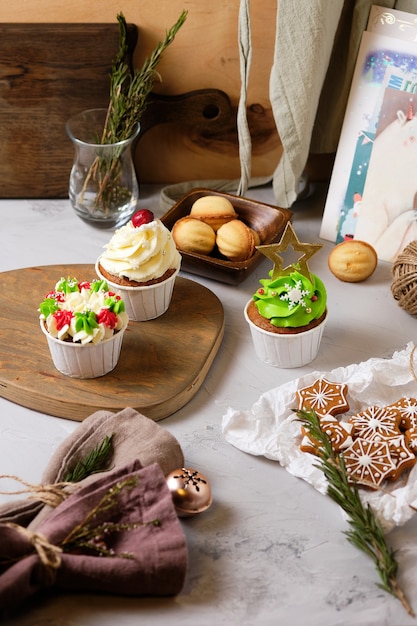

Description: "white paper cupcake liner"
244 300 327 368
96 260 179 321
41 321 126 378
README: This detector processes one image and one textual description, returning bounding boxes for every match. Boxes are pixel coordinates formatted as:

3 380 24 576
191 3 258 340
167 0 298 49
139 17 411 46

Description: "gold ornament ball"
166 467 212 517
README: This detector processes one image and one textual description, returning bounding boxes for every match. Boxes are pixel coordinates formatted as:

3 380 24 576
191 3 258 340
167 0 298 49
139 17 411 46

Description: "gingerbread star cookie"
386 435 417 481
387 396 417 431
342 438 397 487
348 405 401 441
296 378 349 419
300 416 354 455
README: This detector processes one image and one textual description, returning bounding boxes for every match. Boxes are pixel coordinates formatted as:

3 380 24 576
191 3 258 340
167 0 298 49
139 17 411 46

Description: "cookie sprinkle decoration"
280 279 310 309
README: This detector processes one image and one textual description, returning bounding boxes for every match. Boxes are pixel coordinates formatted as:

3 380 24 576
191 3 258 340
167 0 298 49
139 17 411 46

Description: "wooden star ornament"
256 222 323 281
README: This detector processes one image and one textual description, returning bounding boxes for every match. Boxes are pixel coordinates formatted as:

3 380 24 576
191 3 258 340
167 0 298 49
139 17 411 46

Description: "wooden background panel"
0 1 281 191
0 23 137 198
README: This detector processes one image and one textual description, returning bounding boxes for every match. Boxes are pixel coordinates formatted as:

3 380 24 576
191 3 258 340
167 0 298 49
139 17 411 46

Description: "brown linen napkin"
0 460 188 618
0 407 184 526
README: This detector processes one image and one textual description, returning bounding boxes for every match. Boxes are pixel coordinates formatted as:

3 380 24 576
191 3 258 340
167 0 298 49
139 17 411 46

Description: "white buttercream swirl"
99 219 181 282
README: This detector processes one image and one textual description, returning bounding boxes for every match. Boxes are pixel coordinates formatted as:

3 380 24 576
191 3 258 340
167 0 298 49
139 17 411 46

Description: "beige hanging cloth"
161 0 403 211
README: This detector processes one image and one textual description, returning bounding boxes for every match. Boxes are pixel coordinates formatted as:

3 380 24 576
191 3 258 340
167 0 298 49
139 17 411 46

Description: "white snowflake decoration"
280 280 311 309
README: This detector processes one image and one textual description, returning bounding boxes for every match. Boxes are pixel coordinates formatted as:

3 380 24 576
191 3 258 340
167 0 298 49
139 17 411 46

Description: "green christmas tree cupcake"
244 223 327 368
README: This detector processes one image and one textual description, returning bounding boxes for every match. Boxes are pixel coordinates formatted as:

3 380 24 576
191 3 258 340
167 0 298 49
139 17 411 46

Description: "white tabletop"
1 183 416 626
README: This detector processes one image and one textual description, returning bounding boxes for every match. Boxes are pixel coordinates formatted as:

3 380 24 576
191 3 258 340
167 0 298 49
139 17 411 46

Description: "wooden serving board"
0 264 224 422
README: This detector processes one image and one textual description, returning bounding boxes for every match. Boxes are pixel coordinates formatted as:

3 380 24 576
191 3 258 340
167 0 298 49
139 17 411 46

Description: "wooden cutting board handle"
139 89 235 135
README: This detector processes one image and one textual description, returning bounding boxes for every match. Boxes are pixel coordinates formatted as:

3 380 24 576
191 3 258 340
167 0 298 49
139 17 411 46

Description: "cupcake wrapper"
244 301 327 368
96 261 179 322
41 322 126 378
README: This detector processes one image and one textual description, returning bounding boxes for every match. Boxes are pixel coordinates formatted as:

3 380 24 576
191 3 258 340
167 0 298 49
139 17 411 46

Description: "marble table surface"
0 182 416 626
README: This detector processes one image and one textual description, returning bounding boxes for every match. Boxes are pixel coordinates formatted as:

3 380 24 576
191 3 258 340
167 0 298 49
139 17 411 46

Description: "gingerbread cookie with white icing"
386 435 417 481
300 416 354 455
387 396 417 431
342 438 397 488
348 405 401 441
405 426 417 454
296 378 349 420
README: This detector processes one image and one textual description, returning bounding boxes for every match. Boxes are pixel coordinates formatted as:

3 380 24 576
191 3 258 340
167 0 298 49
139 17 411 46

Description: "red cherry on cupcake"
131 209 155 228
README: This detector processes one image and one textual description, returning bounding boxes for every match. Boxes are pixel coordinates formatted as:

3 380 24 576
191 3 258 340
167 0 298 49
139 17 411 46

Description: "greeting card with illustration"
367 4 417 42
355 89 417 261
320 29 417 260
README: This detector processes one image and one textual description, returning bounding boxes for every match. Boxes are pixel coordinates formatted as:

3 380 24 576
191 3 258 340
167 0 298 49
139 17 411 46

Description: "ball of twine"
391 240 417 317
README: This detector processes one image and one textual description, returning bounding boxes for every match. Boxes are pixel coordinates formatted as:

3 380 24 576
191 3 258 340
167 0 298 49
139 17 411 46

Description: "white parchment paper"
222 343 417 531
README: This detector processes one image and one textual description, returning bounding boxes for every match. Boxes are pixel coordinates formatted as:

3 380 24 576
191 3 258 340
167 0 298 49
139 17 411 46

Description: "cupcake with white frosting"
96 209 181 321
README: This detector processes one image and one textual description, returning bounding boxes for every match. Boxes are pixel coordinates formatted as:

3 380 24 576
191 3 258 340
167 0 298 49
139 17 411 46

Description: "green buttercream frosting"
253 269 327 328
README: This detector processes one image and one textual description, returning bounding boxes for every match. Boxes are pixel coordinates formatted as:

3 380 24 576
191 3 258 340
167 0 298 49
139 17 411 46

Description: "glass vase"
66 108 140 229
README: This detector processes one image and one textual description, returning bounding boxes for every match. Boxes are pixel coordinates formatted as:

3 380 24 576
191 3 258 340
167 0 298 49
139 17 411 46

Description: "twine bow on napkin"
0 460 188 617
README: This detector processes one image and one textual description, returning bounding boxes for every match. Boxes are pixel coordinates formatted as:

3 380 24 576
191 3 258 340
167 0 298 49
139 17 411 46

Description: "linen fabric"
160 0 414 210
0 407 184 528
0 461 188 618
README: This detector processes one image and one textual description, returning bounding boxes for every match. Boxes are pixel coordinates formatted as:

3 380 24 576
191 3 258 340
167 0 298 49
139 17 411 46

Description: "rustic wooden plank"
0 0 282 190
0 23 137 198
0 264 224 422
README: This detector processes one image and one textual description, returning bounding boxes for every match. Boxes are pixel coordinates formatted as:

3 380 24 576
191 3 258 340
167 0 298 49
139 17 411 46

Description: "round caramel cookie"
216 219 256 261
172 217 216 255
190 195 237 231
328 240 377 282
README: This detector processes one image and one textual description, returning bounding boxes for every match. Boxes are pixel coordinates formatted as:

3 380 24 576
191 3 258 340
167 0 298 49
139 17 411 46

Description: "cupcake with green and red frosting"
39 277 129 378
244 223 328 367
247 268 327 335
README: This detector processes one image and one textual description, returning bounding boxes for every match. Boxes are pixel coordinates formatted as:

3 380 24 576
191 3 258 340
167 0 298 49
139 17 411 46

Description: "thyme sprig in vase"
67 10 187 228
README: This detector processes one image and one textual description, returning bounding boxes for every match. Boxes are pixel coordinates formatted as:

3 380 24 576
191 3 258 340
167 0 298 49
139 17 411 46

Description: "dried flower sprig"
0 436 115 509
106 10 188 143
296 408 414 617
60 476 160 559
0 476 160 569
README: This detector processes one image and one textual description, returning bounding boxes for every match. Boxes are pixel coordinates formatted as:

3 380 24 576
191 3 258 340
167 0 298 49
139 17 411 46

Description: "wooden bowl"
161 189 293 285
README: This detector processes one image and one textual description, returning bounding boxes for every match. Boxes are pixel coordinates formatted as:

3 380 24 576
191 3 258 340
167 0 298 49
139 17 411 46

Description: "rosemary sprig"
63 434 114 483
105 10 188 143
81 9 187 209
296 408 414 617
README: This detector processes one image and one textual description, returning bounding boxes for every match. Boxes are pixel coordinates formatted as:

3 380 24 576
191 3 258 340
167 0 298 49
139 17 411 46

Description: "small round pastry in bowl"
172 217 216 255
216 219 256 261
190 195 237 231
